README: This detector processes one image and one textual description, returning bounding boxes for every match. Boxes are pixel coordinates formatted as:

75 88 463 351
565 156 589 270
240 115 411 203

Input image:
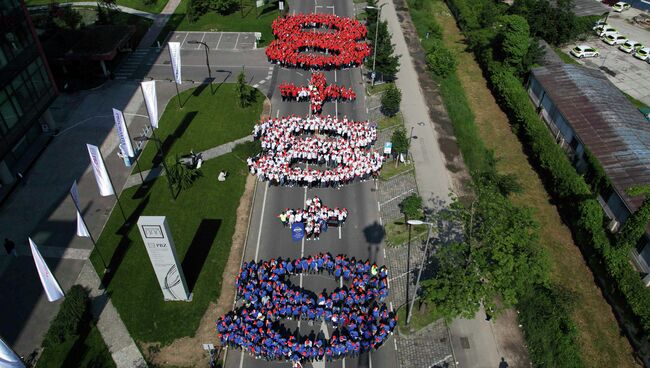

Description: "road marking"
377 201 381 212
334 69 337 83
383 248 386 259
181 32 189 48
338 226 342 239
336 100 338 116
197 32 205 49
342 358 346 368
254 183 269 262
276 109 280 118
234 32 241 50
216 32 224 50
369 352 373 368
239 350 245 368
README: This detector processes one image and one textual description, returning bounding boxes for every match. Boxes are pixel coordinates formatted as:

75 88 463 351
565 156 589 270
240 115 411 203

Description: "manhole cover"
460 337 470 349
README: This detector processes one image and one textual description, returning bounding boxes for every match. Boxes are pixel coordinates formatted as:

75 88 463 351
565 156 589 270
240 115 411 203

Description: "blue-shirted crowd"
216 253 396 363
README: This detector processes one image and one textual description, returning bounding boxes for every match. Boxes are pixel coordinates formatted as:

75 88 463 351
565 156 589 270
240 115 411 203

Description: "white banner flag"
76 211 90 238
86 144 114 197
0 337 25 368
168 42 182 84
70 180 81 210
28 238 64 302
140 81 159 129
112 108 135 157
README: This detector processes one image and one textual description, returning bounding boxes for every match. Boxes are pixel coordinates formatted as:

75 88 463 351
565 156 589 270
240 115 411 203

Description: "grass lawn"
136 83 263 171
378 113 403 130
25 0 167 14
396 303 441 334
90 86 261 345
429 1 637 366
380 160 413 181
552 46 580 65
158 0 280 46
37 325 115 368
367 82 393 96
384 219 427 247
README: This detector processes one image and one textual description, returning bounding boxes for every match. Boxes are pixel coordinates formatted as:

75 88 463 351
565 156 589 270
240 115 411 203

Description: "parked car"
570 45 600 58
634 47 650 61
619 40 643 53
612 1 631 11
602 33 628 45
594 24 618 36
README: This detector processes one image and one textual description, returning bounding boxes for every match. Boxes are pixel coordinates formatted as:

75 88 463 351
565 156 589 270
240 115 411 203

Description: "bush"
426 42 457 78
399 194 423 222
43 285 91 347
211 0 238 15
381 84 402 117
187 0 200 23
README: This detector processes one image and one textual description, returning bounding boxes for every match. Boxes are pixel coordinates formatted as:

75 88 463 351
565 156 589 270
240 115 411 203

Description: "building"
0 0 57 200
527 63 650 271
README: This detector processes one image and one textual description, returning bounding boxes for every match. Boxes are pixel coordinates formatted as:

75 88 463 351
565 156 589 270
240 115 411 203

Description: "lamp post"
406 219 434 325
187 40 212 87
366 3 386 86
134 135 175 199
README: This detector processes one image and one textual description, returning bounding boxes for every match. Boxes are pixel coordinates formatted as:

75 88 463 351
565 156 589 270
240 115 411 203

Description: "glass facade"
0 0 57 192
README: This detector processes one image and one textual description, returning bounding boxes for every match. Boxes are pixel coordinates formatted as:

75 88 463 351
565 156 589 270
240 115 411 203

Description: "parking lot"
166 31 258 51
562 8 650 105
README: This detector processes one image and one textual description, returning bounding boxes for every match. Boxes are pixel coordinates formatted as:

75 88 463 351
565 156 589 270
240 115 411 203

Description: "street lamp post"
188 40 212 88
406 219 434 325
366 3 386 86
134 135 176 199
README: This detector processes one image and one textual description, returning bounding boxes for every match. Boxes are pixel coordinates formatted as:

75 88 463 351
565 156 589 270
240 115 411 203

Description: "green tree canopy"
381 84 402 117
616 185 650 250
497 15 530 67
391 127 409 158
426 41 457 78
399 194 423 223
366 21 400 80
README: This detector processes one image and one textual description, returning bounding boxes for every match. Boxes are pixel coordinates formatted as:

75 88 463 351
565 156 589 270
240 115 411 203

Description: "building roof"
548 0 609 16
531 64 650 211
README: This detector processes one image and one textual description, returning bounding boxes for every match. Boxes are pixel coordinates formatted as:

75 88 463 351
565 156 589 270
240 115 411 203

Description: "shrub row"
43 285 91 348
445 0 650 346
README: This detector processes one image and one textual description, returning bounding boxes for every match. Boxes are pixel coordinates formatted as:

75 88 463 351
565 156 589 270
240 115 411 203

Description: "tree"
426 42 457 78
399 194 423 226
166 156 202 195
381 84 401 116
497 15 530 68
187 0 201 23
237 68 254 107
211 0 238 14
616 185 650 250
422 188 546 320
391 127 409 163
366 21 400 80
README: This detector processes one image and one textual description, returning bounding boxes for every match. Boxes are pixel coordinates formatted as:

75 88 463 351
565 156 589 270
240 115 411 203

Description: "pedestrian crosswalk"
114 48 158 80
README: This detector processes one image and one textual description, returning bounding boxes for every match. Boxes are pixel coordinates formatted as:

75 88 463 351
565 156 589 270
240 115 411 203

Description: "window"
0 88 23 131
27 58 50 98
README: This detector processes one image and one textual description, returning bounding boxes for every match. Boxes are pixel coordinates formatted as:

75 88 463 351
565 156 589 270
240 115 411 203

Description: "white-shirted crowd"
247 115 383 187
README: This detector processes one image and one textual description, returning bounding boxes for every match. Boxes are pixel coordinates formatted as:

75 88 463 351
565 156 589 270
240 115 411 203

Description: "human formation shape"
280 72 356 114
217 254 396 363
278 196 349 240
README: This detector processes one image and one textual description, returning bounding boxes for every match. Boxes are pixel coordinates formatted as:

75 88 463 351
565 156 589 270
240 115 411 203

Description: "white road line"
216 32 224 50
383 248 386 259
369 352 373 368
181 32 190 48
379 216 383 226
252 84 259 88
393 336 398 352
342 358 346 368
234 32 241 49
334 69 337 83
259 79 266 84
239 350 245 368
276 109 280 118
338 226 341 239
377 201 381 212
335 100 338 116
254 184 269 262
198 32 206 49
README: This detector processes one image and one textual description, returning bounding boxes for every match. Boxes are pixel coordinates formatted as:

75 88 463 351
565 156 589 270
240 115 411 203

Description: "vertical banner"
76 211 90 237
28 238 65 302
291 222 305 242
86 144 115 197
137 216 190 301
70 180 81 209
140 81 159 129
112 108 135 158
0 336 25 368
168 42 182 84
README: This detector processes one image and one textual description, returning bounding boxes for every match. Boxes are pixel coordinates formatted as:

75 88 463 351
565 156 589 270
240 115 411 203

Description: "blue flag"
291 222 305 242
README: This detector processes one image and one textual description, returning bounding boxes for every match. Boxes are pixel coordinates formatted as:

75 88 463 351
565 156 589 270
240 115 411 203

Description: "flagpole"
71 194 109 271
124 123 145 184
174 81 182 108
98 149 128 224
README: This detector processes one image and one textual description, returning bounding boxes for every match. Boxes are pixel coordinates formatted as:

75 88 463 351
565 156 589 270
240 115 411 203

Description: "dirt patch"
145 174 257 367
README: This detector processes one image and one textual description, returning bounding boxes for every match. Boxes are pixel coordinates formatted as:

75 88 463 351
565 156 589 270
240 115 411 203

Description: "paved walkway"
138 0 182 48
123 136 253 188
27 2 156 20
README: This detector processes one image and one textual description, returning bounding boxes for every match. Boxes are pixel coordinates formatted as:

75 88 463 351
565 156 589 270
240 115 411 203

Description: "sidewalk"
137 0 182 48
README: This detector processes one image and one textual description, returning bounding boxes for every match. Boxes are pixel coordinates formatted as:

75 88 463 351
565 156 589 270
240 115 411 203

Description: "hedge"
444 0 650 344
43 285 91 347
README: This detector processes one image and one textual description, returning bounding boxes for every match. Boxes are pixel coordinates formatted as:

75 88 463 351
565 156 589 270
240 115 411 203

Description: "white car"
570 45 600 58
619 40 643 53
634 47 650 60
594 24 618 36
612 1 631 11
602 33 628 45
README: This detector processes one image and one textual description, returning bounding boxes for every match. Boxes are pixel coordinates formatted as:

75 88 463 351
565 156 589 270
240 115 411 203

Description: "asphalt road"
221 0 400 367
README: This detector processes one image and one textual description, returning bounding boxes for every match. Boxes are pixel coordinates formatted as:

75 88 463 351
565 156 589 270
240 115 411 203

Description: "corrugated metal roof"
531 64 650 211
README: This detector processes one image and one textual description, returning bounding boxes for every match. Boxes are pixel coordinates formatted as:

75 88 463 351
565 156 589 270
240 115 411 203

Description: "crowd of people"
266 13 372 69
278 196 349 240
216 253 396 363
247 115 383 187
280 72 356 114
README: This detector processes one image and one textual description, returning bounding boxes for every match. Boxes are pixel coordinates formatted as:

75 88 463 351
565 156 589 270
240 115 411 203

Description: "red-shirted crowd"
280 72 356 114
266 13 372 69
